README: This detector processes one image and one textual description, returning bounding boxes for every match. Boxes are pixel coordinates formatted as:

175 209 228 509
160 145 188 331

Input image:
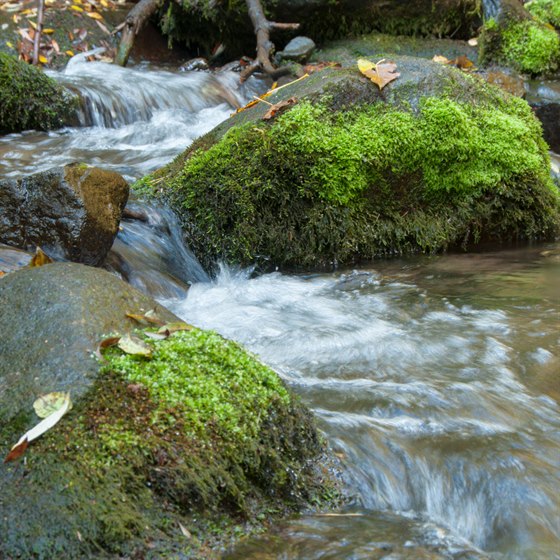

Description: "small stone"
179 58 209 72
277 36 316 63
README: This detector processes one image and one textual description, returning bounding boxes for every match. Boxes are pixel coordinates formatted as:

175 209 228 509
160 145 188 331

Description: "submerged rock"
0 53 77 132
0 262 337 558
0 163 129 266
139 56 560 271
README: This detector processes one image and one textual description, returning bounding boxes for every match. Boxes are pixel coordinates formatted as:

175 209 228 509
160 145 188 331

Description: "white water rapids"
1 60 559 559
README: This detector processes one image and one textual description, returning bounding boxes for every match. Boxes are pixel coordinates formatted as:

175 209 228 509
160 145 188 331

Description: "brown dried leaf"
30 247 53 267
126 309 164 326
357 59 400 91
432 54 452 64
262 97 297 120
157 322 193 335
95 335 121 361
4 438 28 463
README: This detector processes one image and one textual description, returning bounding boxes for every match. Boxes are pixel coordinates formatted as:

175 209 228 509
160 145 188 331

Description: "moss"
0 328 337 559
526 0 560 28
151 80 559 271
480 17 560 75
0 53 76 133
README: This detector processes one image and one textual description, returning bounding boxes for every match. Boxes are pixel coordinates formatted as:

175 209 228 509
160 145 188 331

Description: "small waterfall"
105 200 209 299
58 61 248 128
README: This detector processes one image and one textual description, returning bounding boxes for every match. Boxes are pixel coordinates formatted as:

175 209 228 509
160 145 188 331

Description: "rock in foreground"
141 57 560 271
0 263 336 559
0 163 129 266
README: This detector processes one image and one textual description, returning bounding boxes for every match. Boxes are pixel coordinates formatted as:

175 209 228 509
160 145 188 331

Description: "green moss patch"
141 67 559 271
526 0 560 28
0 53 76 133
480 17 560 75
0 329 336 559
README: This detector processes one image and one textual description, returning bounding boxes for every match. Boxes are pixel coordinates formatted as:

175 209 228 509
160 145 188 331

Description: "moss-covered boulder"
526 0 560 29
0 263 336 559
479 0 560 75
139 57 560 271
0 53 76 133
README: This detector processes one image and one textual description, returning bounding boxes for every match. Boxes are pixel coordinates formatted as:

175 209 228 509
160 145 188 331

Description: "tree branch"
241 0 299 81
115 0 164 67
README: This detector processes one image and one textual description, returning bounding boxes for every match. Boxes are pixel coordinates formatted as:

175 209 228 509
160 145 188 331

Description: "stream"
1 60 559 559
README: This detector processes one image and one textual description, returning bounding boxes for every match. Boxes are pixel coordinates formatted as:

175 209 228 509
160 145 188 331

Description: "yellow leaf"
28 19 37 29
39 54 48 64
157 322 193 335
30 247 53 267
357 58 400 91
66 49 74 56
70 5 84 11
432 55 451 64
86 11 103 20
33 392 73 419
6 41 14 48
42 28 55 34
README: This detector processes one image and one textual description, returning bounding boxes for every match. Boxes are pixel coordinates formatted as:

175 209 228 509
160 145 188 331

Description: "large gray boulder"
0 262 177 423
0 163 129 266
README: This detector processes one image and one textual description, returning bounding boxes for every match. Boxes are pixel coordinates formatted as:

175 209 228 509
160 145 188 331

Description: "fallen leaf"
262 97 297 120
432 54 452 64
145 330 169 341
454 55 474 70
30 247 53 267
357 58 400 91
178 522 192 539
86 11 103 19
126 309 164 326
66 49 74 56
4 392 71 462
6 41 14 48
42 28 54 34
4 438 28 463
95 335 121 360
468 37 478 46
0 271 5 278
33 392 73 419
118 333 152 357
157 322 193 335
70 4 83 11
38 54 48 64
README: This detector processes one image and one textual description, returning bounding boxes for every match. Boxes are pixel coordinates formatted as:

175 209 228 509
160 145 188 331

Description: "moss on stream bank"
0 53 76 133
138 63 560 272
0 328 338 559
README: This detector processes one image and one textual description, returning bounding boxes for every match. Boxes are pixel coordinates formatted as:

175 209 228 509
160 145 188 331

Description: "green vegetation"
0 53 76 133
139 73 559 271
0 328 335 559
526 0 560 28
480 17 560 75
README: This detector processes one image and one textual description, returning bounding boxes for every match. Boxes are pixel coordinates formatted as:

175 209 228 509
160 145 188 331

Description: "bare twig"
32 0 45 65
241 0 300 81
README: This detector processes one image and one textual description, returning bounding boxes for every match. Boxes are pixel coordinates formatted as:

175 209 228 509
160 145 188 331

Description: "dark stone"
180 57 209 71
0 262 178 423
526 80 560 153
0 163 129 266
277 36 316 63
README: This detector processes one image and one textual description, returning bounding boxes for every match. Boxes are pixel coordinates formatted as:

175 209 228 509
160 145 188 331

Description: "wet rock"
277 36 316 63
0 163 129 266
0 243 32 275
478 67 526 98
526 80 560 153
180 57 209 71
0 262 337 559
0 53 77 132
0 262 178 423
142 55 560 271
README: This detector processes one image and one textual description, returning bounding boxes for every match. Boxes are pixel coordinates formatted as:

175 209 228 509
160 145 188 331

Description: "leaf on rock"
30 247 53 267
157 322 193 335
262 97 297 120
118 333 153 358
4 392 72 463
432 55 452 64
33 391 73 419
145 330 169 341
95 335 121 361
126 309 165 326
357 58 400 91
4 438 28 463
432 54 475 71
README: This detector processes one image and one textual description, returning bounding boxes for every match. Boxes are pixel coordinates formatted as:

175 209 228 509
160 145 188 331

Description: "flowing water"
1 60 559 559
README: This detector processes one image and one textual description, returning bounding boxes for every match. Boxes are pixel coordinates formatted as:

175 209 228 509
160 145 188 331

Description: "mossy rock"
479 4 560 76
525 0 560 29
138 57 560 272
0 263 337 558
0 53 77 133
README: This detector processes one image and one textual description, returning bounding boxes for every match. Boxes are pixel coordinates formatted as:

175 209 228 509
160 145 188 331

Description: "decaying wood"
241 0 300 80
115 0 163 67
